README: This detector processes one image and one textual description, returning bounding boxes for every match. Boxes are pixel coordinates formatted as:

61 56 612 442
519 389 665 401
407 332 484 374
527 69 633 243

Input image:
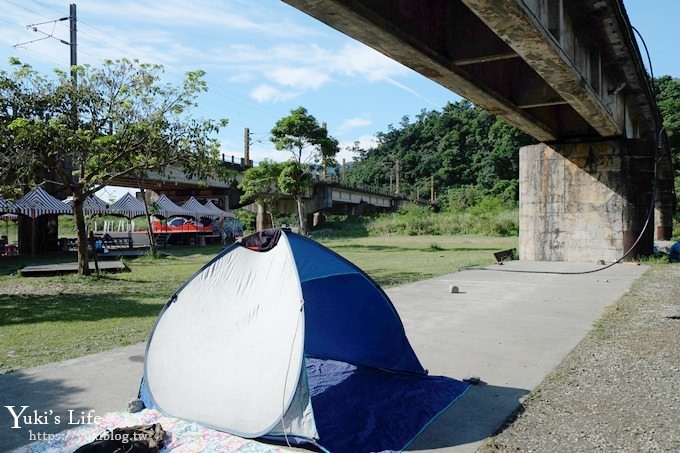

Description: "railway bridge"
283 0 675 262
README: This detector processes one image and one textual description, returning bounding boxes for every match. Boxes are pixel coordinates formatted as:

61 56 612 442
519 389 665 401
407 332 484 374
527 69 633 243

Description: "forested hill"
343 100 536 203
344 76 680 205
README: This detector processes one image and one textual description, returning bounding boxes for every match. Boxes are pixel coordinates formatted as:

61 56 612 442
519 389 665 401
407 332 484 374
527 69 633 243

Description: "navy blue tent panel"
306 358 469 453
288 233 425 374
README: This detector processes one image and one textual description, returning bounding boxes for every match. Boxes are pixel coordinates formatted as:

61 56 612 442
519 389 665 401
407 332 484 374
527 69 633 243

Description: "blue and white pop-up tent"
140 229 468 452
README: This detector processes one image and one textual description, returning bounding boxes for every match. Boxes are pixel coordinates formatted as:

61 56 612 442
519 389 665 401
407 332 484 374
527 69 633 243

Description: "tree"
270 107 339 234
238 159 285 228
343 100 535 200
654 76 680 170
0 58 230 274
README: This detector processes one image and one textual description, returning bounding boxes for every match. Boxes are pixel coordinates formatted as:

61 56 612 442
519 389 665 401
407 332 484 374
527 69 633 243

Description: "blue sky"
1 0 678 201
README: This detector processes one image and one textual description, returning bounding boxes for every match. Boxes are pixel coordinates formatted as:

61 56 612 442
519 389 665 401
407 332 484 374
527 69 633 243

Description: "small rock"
463 375 482 385
127 399 145 413
449 285 459 293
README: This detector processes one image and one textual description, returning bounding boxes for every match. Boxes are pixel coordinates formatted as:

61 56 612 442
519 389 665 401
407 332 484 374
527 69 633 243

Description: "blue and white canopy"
110 192 147 218
152 194 192 218
204 200 234 219
15 186 71 218
0 197 17 215
67 195 111 216
181 197 216 218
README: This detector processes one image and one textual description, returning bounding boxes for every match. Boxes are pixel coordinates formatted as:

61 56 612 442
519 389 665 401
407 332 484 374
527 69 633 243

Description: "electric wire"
4 0 292 141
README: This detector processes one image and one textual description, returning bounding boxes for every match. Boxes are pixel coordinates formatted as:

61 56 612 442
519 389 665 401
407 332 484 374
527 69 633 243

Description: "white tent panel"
110 193 147 218
181 196 215 218
15 186 71 218
145 234 309 437
204 200 234 219
153 194 192 218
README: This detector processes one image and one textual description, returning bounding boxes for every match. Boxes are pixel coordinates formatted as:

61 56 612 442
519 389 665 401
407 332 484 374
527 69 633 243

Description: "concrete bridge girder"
283 0 658 143
283 0 673 261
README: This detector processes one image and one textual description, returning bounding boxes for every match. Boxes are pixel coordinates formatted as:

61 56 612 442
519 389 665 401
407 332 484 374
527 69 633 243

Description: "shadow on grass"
0 252 78 276
143 244 225 258
331 243 504 254
0 292 164 326
371 271 434 288
0 245 225 276
329 244 417 252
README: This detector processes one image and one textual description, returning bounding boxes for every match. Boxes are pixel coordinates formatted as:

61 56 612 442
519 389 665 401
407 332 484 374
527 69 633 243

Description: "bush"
366 208 518 237
442 186 485 212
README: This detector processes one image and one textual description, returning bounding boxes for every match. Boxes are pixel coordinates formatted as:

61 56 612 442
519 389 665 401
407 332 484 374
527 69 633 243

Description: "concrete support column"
255 203 272 232
519 139 655 262
654 175 675 240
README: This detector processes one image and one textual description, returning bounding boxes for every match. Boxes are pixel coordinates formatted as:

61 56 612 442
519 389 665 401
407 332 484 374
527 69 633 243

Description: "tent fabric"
67 195 110 216
143 235 307 438
304 358 469 452
0 197 17 215
15 186 71 218
140 229 469 452
110 193 147 218
241 228 283 251
204 200 234 219
181 196 217 218
152 194 192 218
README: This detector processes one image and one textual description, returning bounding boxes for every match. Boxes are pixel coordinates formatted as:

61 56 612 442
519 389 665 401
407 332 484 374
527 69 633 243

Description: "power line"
13 16 69 49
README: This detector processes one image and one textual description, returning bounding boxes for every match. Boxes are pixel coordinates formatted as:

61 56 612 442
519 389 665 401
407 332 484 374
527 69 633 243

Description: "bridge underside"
284 0 675 261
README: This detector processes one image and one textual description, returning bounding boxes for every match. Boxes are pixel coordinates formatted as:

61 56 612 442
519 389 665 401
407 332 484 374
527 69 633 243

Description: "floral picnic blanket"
12 409 292 453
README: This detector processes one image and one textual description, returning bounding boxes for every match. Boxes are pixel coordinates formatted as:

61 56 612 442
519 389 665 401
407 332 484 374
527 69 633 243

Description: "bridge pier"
519 139 663 262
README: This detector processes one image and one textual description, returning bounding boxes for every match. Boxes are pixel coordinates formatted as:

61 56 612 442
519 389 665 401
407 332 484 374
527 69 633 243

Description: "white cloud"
266 67 330 90
333 44 409 82
250 84 301 104
336 134 378 164
338 116 373 133
205 41 416 101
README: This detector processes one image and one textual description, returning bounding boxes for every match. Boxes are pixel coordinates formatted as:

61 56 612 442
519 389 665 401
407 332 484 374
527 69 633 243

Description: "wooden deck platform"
21 261 128 277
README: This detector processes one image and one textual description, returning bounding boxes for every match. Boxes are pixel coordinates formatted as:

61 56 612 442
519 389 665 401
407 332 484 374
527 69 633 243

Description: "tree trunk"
296 195 306 236
73 195 91 276
135 176 157 257
138 185 157 257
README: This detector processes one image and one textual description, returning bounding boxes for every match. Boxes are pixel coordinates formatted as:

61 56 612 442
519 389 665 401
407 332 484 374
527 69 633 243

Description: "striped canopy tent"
15 186 71 219
67 195 111 216
0 198 18 215
153 194 192 218
181 197 217 219
204 200 235 219
110 192 148 218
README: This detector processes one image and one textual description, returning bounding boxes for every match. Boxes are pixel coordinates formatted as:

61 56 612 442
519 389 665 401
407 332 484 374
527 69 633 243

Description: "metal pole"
69 4 77 81
244 128 250 167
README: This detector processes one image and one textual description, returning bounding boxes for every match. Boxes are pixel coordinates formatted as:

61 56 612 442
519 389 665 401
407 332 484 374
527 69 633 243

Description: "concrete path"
0 261 647 452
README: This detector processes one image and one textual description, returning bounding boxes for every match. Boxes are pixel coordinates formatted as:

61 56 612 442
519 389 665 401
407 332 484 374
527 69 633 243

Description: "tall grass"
366 207 519 236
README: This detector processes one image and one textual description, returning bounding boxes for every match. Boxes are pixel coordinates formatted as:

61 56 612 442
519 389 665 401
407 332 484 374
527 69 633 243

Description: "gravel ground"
479 263 680 452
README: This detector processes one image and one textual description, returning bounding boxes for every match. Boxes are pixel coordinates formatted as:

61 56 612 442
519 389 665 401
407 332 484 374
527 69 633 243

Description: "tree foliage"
344 100 535 201
0 58 230 274
653 75 680 170
270 106 339 234
238 159 285 226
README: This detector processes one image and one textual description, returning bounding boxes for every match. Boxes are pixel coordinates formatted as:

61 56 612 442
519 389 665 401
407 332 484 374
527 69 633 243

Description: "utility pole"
395 157 400 195
430 175 434 202
321 122 328 179
69 4 77 81
243 128 251 167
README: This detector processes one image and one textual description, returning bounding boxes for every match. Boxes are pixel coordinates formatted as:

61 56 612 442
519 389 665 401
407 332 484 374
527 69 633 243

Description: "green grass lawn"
0 236 516 373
